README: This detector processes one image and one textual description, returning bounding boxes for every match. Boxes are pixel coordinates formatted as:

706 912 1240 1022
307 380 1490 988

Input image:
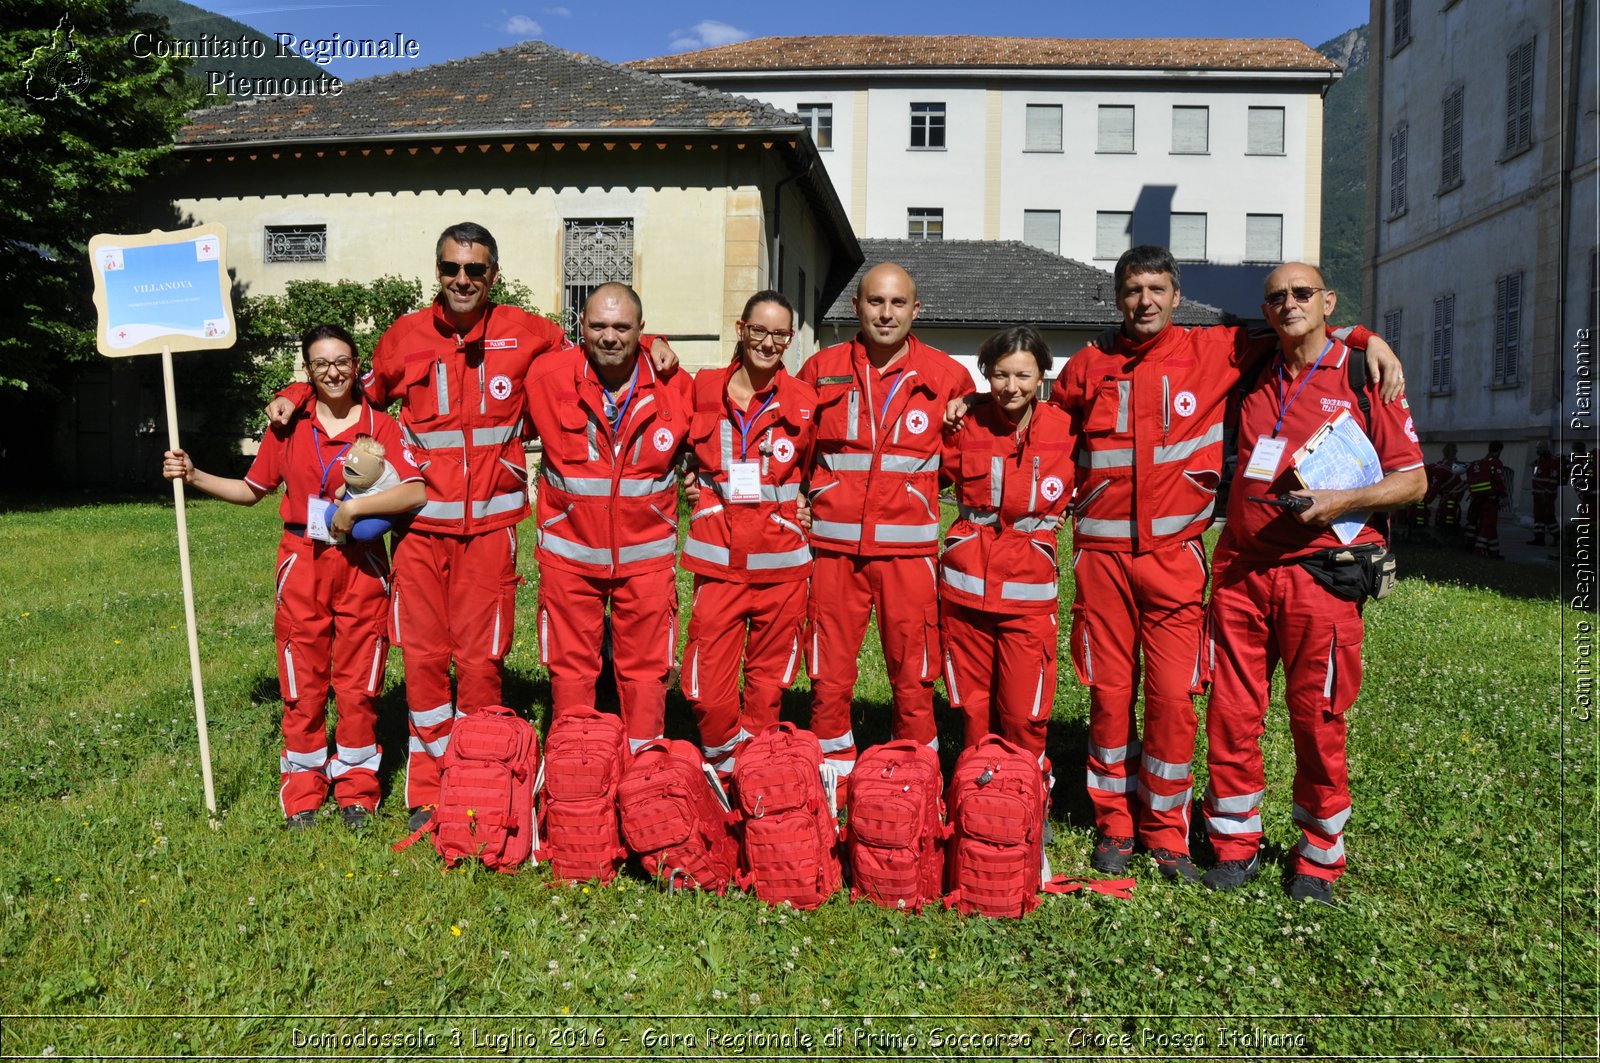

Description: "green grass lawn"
0 496 1591 1058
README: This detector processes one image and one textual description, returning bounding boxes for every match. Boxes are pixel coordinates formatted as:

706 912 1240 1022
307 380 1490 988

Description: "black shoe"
1288 873 1334 906
341 805 374 831
407 805 437 832
1202 853 1261 892
1091 833 1135 874
1151 849 1200 882
285 810 318 832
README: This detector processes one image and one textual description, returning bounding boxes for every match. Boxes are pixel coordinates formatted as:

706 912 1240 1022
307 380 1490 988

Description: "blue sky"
192 1 1373 80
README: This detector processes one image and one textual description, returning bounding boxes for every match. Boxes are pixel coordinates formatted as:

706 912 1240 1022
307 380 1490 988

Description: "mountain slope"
134 0 327 100
1317 24 1369 326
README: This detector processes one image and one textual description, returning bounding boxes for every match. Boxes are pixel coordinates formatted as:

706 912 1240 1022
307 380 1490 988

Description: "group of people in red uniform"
168 224 1430 906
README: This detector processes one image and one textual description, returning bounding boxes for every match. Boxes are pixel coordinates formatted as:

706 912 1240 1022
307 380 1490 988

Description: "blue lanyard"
311 425 353 496
731 390 777 460
877 369 909 425
602 365 639 436
1273 340 1334 438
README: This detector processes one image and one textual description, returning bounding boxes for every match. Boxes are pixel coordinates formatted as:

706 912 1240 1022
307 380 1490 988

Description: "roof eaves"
176 122 810 152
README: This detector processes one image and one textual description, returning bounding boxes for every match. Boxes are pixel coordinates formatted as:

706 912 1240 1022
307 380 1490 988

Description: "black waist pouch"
1297 544 1396 604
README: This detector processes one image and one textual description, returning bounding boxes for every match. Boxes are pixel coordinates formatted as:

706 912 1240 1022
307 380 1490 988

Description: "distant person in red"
680 291 817 778
937 325 1076 764
1466 441 1508 558
166 325 426 830
1528 442 1560 546
1201 264 1424 905
1428 442 1467 542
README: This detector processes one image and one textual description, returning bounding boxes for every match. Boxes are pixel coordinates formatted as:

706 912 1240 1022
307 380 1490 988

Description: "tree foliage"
0 0 197 398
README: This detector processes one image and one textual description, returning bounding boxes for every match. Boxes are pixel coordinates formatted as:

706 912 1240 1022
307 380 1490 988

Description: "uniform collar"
430 296 497 347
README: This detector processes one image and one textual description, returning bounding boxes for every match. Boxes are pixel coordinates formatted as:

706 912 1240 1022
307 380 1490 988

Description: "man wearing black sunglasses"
1201 262 1425 906
268 222 677 831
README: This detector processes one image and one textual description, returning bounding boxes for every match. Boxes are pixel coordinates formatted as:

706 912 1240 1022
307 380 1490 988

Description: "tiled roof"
180 39 803 146
822 240 1224 328
634 36 1339 74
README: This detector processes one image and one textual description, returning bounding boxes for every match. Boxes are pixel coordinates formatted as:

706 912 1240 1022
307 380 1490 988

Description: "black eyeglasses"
742 324 796 347
438 261 491 279
1265 286 1326 308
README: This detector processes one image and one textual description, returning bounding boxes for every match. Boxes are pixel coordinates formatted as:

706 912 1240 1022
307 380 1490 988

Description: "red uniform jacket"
683 362 817 583
1530 453 1561 497
246 396 422 527
797 334 970 558
525 348 693 579
939 401 1077 614
1218 339 1424 564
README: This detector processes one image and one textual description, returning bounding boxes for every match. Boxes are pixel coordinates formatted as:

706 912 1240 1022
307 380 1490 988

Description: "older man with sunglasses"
269 222 675 828
1200 262 1425 905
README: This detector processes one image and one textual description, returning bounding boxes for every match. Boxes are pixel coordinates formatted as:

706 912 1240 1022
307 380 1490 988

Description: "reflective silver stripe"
874 522 939 543
941 564 986 596
1294 803 1352 836
824 757 855 777
1001 580 1057 602
471 424 520 447
1139 781 1193 812
435 362 450 416
1297 836 1346 865
617 472 679 498
1154 422 1225 464
1115 380 1130 433
818 731 855 753
541 469 610 495
1150 503 1214 536
812 519 863 541
1142 753 1192 782
1081 446 1135 469
956 506 999 526
881 453 940 474
683 538 730 566
924 735 940 753
1089 739 1140 765
748 547 811 570
282 748 327 771
720 419 734 471
1078 517 1134 537
411 701 456 729
1013 515 1060 532
628 735 662 754
703 728 753 759
846 390 859 441
822 452 874 472
1206 786 1265 814
419 500 466 520
410 733 450 759
1086 770 1136 793
542 534 612 565
472 491 525 518
405 427 467 449
1206 812 1262 836
618 536 677 564
990 455 1004 508
766 483 801 502
328 744 381 778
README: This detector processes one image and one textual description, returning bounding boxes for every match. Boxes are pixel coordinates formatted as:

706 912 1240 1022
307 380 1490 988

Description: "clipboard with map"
1289 408 1382 545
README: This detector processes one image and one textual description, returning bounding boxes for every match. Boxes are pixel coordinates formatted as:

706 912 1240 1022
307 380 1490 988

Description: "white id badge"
1244 436 1288 482
727 462 762 504
304 495 338 543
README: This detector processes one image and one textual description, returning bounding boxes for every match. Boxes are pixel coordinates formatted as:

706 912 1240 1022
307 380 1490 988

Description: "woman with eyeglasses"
680 291 819 780
163 324 426 831
938 325 1077 767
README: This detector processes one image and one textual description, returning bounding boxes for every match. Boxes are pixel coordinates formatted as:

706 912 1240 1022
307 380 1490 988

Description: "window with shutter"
1023 210 1061 254
1245 214 1282 263
1493 273 1522 384
1171 107 1208 154
1383 309 1403 348
1024 105 1062 152
1170 213 1207 261
1505 40 1535 155
1097 106 1135 153
1393 0 1412 52
1389 125 1408 215
1095 212 1131 259
1431 295 1454 393
1246 107 1285 155
1441 88 1464 190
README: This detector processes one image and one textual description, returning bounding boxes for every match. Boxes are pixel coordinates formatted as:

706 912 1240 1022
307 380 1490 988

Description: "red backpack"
732 723 842 909
535 707 628 884
394 705 539 873
617 739 741 893
944 735 1055 917
845 740 947 911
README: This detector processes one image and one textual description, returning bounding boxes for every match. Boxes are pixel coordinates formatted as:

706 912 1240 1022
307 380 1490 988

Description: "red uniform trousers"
1469 497 1501 556
538 564 677 752
682 577 808 776
941 601 1056 763
1069 541 1207 853
1204 559 1360 882
806 552 941 784
1532 492 1557 538
390 526 519 809
273 532 390 817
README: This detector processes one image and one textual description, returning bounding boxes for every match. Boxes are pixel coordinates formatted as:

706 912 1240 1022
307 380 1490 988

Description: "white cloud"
503 14 542 36
543 5 572 15
668 20 750 52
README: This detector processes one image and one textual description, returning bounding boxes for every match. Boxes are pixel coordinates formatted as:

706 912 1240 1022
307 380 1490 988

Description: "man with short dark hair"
1047 246 1403 883
1201 262 1425 905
